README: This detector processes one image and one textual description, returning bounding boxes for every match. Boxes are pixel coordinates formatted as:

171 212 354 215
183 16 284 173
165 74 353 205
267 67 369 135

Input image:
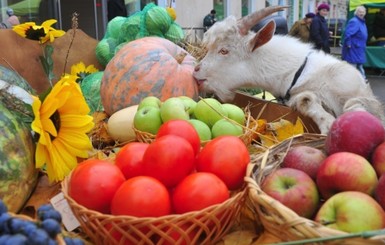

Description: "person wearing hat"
6 8 20 27
342 6 368 79
310 3 331 53
203 9 217 32
289 12 315 43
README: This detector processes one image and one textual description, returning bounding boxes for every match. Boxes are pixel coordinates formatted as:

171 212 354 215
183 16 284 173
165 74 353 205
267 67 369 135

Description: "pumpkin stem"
175 52 188 64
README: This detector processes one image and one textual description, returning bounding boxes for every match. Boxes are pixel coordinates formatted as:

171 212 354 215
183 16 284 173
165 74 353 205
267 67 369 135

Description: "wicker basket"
61 174 247 245
245 133 385 244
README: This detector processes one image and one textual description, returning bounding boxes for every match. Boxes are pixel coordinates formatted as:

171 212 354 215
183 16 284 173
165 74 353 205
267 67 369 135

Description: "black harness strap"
279 54 311 103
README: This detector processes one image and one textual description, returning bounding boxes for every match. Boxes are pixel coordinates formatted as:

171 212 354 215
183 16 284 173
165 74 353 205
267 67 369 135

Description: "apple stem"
271 229 385 244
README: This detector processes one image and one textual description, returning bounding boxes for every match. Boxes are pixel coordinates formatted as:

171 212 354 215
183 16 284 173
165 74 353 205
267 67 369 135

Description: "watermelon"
0 97 39 213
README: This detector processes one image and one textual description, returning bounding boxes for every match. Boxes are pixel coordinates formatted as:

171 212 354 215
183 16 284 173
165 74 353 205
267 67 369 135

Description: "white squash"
107 104 139 142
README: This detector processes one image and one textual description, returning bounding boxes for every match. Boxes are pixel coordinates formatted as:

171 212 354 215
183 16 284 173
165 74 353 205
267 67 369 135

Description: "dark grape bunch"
0 200 84 245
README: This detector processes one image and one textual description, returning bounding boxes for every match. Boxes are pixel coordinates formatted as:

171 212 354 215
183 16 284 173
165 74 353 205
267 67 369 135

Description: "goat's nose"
194 64 200 72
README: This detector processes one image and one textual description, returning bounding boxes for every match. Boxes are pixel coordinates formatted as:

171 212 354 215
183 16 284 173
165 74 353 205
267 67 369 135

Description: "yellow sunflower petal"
61 114 94 130
35 143 50 168
41 19 58 28
59 128 93 150
45 142 77 182
55 135 91 158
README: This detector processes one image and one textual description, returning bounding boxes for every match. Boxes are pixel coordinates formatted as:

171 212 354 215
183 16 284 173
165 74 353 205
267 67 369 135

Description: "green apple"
188 119 212 141
222 103 246 125
193 98 228 128
138 96 162 110
178 96 197 116
133 106 162 134
211 119 243 138
315 191 385 233
160 97 189 122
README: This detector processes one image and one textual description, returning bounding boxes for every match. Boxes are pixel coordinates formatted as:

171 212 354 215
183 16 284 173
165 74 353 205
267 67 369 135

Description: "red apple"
282 145 326 180
375 174 385 211
261 168 319 219
371 141 385 177
315 191 385 233
316 152 378 200
325 111 385 159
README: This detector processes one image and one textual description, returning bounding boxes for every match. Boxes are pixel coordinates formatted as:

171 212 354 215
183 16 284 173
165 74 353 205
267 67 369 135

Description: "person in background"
342 5 368 79
203 9 216 32
107 0 128 22
373 8 385 46
288 12 315 43
5 8 20 27
310 3 331 53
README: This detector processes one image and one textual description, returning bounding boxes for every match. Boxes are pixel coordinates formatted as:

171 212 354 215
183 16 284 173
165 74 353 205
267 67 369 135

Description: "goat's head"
193 6 288 102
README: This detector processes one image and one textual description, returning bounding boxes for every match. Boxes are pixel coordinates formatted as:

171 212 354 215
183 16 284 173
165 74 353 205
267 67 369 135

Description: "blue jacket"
342 16 368 64
310 14 330 53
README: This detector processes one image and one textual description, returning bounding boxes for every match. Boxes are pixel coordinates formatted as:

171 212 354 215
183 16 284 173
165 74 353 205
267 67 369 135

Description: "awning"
3 0 41 16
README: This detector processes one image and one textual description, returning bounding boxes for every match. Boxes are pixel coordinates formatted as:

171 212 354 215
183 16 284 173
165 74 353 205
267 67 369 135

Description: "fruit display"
130 96 247 142
62 120 248 244
250 110 385 236
100 36 199 116
247 133 385 243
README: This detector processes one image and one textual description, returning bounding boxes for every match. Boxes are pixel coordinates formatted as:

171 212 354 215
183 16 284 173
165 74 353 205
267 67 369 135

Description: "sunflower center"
25 27 46 41
50 110 61 140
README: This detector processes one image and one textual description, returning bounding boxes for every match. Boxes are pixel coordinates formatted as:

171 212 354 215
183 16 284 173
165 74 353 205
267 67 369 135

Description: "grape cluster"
0 200 84 245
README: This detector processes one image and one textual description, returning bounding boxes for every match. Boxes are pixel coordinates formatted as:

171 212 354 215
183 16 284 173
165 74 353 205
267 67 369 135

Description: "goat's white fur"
193 16 385 134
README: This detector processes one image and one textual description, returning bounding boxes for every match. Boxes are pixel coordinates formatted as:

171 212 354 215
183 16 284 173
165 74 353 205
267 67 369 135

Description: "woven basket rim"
61 172 248 245
246 133 385 244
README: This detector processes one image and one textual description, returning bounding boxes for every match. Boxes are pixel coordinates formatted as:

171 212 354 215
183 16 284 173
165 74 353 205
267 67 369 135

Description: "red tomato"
142 135 195 188
196 136 250 190
156 119 201 155
68 159 125 214
171 172 229 214
115 142 149 179
110 176 171 217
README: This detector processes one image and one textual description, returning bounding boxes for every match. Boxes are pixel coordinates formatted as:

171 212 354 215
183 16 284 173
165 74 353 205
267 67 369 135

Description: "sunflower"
13 19 65 43
70 62 99 83
31 76 95 182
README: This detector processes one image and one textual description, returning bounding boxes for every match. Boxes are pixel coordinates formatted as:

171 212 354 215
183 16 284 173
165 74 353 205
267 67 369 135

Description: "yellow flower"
31 76 94 182
13 19 65 43
70 62 99 83
166 7 176 21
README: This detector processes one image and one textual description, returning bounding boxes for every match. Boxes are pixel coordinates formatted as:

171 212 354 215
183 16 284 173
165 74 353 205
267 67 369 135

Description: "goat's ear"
250 20 276 52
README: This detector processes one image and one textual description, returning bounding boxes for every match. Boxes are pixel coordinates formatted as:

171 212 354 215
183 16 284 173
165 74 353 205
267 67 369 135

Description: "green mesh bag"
105 16 127 39
119 12 141 43
80 71 104 115
164 22 184 44
139 3 172 38
95 37 119 66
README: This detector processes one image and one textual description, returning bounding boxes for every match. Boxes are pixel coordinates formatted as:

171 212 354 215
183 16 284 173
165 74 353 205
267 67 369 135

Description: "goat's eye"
219 48 228 55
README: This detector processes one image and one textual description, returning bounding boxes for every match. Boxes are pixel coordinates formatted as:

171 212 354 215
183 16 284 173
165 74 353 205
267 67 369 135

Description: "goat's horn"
237 5 290 35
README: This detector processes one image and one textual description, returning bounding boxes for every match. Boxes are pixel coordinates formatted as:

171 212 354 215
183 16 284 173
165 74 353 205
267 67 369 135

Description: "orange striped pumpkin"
100 37 199 115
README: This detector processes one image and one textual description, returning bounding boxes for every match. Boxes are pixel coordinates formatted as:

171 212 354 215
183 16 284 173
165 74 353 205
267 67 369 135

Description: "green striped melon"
0 100 39 213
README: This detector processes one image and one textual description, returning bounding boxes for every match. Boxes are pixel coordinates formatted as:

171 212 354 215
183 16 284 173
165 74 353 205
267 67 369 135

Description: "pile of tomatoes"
68 120 250 217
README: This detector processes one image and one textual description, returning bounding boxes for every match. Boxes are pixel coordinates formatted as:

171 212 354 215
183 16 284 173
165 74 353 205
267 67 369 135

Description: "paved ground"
368 73 385 103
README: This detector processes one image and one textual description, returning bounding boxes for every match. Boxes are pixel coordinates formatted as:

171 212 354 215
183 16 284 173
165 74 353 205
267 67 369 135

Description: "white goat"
193 6 385 134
